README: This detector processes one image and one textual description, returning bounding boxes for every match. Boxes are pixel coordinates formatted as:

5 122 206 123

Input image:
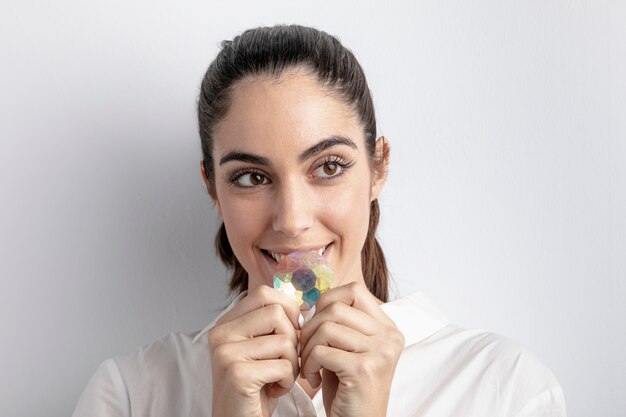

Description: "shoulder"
383 291 563 406
72 358 129 417
434 325 558 382
397 324 566 416
114 330 211 386
382 290 566 416
73 330 213 417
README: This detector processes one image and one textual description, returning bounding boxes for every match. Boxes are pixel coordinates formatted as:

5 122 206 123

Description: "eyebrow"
297 135 358 163
219 152 270 166
218 135 358 166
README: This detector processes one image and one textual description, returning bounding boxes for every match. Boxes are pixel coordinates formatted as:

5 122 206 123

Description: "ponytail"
215 223 248 295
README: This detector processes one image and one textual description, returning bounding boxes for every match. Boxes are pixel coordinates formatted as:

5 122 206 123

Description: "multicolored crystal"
273 251 334 309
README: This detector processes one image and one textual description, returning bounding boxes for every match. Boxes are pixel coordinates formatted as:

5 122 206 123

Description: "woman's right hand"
208 285 301 417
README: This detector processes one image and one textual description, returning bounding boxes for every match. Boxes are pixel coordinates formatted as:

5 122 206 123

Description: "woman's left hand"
299 281 405 417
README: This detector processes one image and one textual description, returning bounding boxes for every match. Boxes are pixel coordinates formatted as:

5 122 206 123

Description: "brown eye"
323 162 338 176
313 159 346 179
250 173 265 185
233 171 270 187
312 156 353 179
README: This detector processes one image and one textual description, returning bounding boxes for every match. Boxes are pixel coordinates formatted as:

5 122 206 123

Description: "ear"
199 160 223 219
370 136 390 202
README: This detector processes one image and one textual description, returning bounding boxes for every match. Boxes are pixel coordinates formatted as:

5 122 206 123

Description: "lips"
262 244 331 264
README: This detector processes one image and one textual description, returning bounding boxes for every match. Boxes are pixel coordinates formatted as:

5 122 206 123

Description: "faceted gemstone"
273 276 282 289
273 251 334 309
316 274 332 292
294 290 303 306
292 268 316 292
302 288 320 307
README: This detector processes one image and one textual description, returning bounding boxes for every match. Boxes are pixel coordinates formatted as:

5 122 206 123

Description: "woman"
73 24 566 417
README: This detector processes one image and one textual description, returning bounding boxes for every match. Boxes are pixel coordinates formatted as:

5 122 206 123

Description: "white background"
1 1 624 416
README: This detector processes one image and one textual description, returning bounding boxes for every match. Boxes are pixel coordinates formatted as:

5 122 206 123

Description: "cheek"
216 190 270 255
321 178 372 241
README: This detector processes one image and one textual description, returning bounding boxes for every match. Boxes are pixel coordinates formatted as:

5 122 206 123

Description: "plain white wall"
1 1 624 416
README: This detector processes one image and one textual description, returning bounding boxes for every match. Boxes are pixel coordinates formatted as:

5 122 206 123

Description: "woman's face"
203 69 386 292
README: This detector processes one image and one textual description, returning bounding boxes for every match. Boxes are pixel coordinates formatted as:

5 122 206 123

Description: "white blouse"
72 291 566 417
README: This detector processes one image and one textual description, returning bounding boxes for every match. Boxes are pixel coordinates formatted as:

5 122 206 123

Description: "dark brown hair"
197 24 390 302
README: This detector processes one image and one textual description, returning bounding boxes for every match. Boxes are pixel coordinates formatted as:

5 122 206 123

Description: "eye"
314 161 341 178
231 171 270 187
312 156 354 179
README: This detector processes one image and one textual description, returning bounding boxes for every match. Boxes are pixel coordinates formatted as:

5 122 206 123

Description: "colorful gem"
273 251 334 309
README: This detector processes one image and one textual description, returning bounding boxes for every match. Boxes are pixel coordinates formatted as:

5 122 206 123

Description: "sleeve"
514 385 567 417
71 359 130 417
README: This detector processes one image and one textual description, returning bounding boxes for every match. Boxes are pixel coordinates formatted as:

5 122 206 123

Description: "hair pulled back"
197 24 389 302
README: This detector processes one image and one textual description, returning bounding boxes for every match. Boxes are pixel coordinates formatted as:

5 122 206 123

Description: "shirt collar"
380 291 450 347
192 290 449 347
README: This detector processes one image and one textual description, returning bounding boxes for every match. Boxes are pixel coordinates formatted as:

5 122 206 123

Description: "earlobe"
199 160 222 218
199 160 212 195
215 201 223 220
370 136 390 202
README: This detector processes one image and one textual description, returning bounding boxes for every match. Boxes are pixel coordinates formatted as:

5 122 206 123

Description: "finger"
210 304 299 347
299 322 370 377
217 285 301 329
218 335 300 381
315 281 394 326
301 345 355 388
299 301 379 350
221 335 299 361
230 359 297 394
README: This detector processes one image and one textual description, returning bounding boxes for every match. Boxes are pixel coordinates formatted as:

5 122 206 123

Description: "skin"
200 68 405 417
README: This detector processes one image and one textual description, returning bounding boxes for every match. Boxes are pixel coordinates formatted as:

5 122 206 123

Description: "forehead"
212 69 364 154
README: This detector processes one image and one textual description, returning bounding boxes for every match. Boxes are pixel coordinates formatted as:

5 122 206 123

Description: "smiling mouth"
261 244 331 264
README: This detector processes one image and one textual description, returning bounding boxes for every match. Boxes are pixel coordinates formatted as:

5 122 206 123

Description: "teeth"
267 245 327 263
267 252 285 263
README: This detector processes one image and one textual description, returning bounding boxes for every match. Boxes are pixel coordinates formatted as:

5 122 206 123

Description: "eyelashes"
312 155 356 179
226 155 356 189
227 168 270 188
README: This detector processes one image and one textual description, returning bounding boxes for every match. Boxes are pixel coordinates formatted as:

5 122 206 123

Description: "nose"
272 179 314 238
